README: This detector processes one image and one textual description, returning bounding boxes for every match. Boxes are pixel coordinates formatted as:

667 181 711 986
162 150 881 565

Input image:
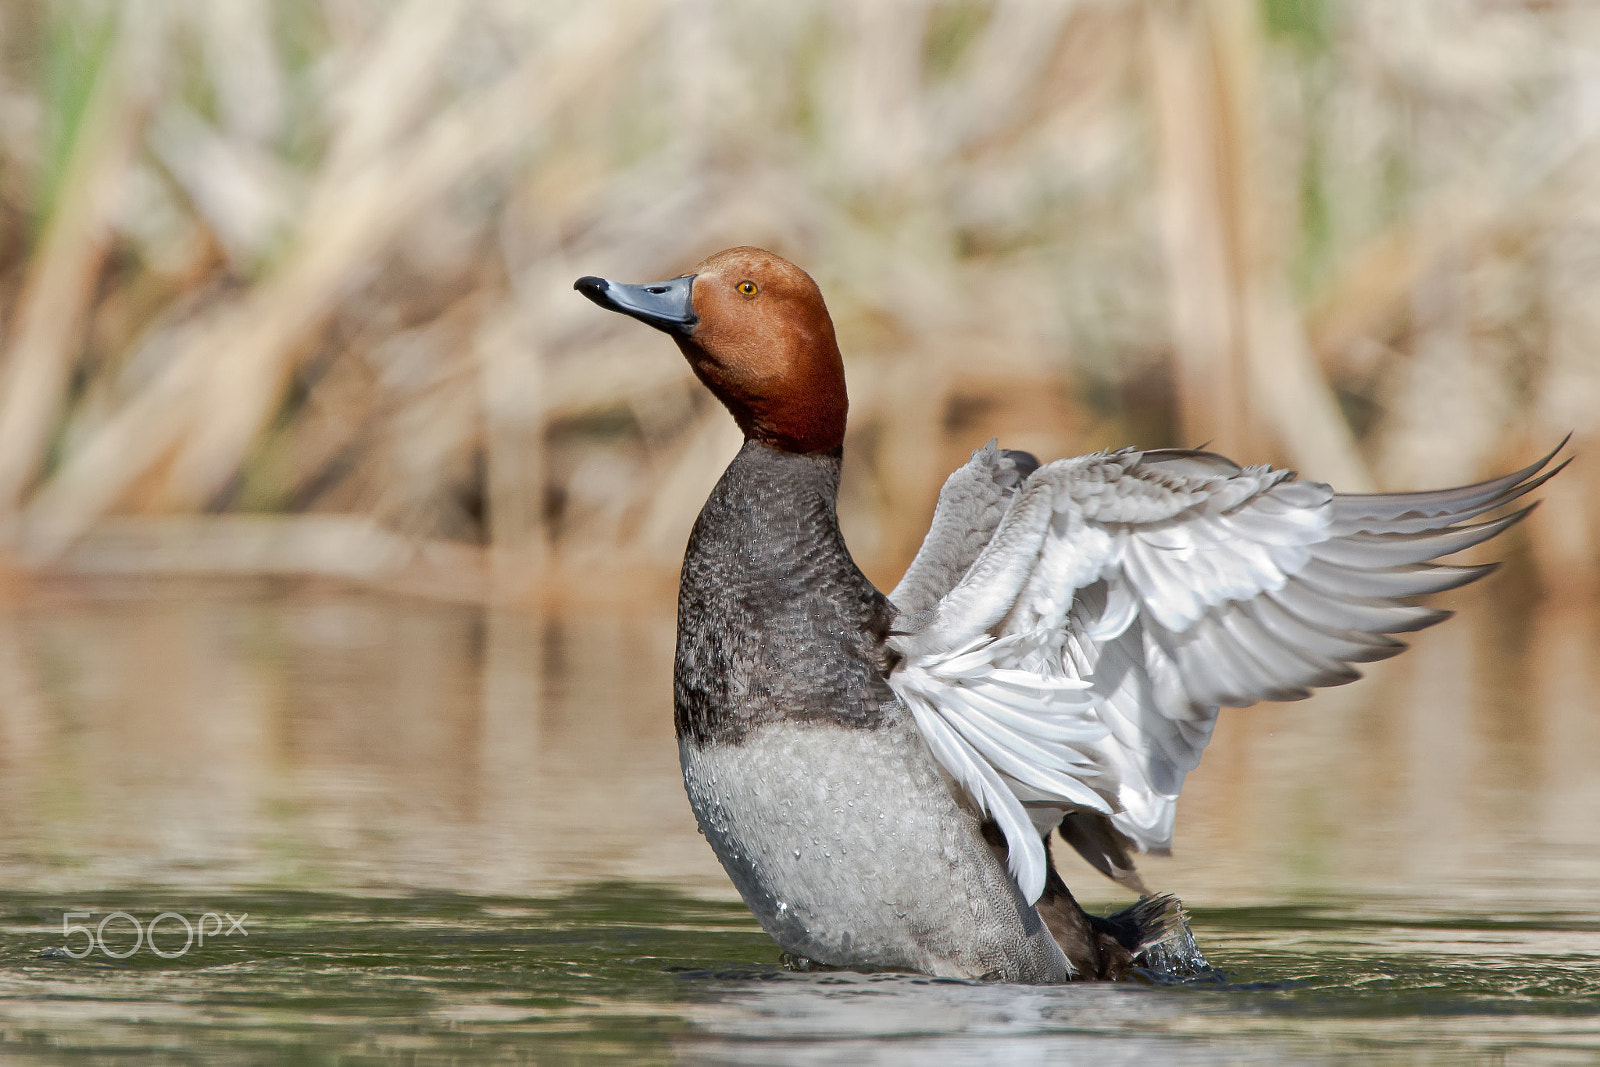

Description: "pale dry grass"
0 0 1593 600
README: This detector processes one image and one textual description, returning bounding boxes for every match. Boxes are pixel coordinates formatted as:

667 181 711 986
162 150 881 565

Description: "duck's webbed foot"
1034 834 1219 981
1035 864 1139 980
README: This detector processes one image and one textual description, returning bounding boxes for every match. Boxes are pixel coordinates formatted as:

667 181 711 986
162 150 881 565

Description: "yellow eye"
737 280 758 297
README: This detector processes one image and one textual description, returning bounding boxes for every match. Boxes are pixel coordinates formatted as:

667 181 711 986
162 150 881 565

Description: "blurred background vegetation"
0 0 1593 602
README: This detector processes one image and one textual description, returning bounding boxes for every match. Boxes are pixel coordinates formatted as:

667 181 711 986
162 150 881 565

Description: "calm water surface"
0 581 1596 1062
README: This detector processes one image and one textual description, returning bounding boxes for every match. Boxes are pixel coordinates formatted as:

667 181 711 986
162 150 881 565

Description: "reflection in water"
681 975 1261 1066
0 582 1595 1059
0 589 724 894
0 583 1597 904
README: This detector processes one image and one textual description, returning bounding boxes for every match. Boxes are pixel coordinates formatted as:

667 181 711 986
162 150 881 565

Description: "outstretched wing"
890 439 1039 619
887 440 1568 904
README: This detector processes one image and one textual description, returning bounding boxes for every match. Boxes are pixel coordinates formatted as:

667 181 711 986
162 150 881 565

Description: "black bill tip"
573 273 698 335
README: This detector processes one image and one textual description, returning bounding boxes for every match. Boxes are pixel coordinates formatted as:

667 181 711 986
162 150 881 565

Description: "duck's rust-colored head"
575 246 847 453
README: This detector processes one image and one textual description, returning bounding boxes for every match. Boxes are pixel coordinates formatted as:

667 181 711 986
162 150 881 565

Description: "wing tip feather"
1333 438 1570 527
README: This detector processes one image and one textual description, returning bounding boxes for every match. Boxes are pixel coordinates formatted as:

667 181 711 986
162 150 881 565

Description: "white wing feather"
888 441 1565 903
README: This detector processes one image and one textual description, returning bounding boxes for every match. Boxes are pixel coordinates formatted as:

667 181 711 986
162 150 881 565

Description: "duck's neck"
673 441 895 746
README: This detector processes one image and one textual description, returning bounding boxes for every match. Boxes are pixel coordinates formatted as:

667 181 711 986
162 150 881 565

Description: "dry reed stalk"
477 302 545 597
1145 0 1251 457
1305 228 1421 376
634 408 745 565
539 346 696 423
1146 0 1370 487
1305 136 1600 384
0 10 156 521
161 6 628 507
22 6 648 562
1526 210 1600 595
934 0 1078 153
18 306 225 562
869 355 961 567
0 0 1590 592
1207 1 1370 489
321 0 468 185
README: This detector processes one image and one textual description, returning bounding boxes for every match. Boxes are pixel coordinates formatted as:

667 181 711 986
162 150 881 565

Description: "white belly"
679 718 1070 982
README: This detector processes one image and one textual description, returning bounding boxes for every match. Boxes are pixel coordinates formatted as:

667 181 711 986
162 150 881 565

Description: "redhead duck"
575 246 1567 983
